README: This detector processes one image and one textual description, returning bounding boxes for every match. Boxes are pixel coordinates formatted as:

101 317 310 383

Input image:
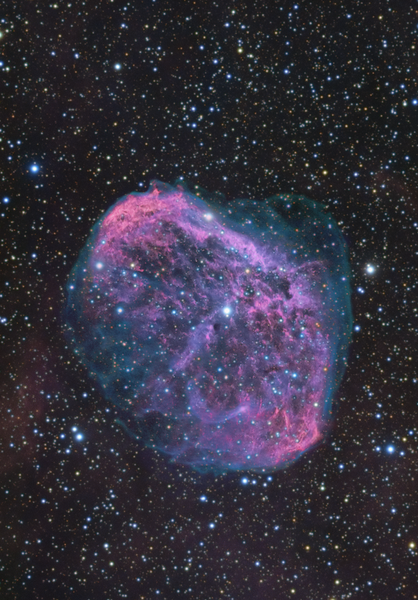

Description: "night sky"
1 1 417 599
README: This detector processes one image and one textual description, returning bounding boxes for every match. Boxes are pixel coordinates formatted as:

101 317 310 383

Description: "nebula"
65 181 352 472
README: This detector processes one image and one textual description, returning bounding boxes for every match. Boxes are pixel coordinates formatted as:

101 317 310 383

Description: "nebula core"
65 181 352 472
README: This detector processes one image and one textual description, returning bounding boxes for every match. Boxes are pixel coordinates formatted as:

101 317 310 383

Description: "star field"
1 1 417 599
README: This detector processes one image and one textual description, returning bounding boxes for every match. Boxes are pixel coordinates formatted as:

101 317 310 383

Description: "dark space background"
1 1 417 598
